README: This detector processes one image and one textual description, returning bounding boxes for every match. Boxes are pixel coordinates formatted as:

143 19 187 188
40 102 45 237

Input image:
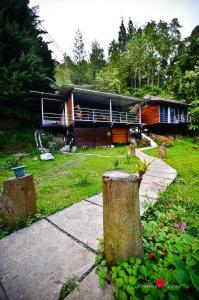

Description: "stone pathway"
0 148 177 300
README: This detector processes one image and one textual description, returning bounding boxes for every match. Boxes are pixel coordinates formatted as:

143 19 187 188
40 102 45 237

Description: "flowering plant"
96 206 199 299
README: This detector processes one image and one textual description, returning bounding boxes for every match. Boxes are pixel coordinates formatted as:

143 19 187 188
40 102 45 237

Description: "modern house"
141 96 190 134
31 87 144 147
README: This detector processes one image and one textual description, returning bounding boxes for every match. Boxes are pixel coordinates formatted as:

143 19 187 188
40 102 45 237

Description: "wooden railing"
42 108 140 126
73 108 140 124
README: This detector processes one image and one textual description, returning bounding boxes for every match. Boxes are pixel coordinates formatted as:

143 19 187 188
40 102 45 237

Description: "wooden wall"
74 127 112 147
112 127 129 144
67 96 73 125
141 105 159 125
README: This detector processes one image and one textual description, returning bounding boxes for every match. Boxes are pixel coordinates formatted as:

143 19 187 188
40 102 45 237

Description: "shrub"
137 138 151 148
151 134 174 147
96 206 199 299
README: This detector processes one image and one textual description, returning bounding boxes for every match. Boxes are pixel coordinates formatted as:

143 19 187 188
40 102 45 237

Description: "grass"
0 146 138 237
144 136 199 232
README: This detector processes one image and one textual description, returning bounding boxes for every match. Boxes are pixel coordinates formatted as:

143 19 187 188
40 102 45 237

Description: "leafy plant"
136 159 150 177
96 206 199 299
126 154 131 164
112 158 121 169
59 279 77 299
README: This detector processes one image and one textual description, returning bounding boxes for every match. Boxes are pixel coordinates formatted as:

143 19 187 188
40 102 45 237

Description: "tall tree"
118 18 127 52
73 29 86 63
0 0 54 96
70 29 88 85
127 18 136 41
89 40 106 82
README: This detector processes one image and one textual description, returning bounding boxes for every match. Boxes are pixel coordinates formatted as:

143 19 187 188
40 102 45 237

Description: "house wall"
141 105 159 125
112 127 129 144
74 127 112 147
67 96 73 125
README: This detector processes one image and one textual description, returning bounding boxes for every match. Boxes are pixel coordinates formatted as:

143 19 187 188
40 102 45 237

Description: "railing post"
41 97 44 125
126 112 127 123
103 171 144 267
110 99 112 123
93 109 95 121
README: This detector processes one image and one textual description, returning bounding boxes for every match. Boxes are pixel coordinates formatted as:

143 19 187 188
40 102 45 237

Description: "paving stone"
48 201 103 251
141 175 173 187
85 194 102 206
145 169 177 180
0 220 95 300
0 283 8 300
66 271 114 300
139 182 167 199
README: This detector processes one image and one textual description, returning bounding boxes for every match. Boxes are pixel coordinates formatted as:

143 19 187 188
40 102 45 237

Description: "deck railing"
159 114 190 124
42 113 66 126
42 108 140 126
73 108 140 124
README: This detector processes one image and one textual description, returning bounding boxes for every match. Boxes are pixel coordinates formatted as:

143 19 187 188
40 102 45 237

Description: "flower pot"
12 166 26 178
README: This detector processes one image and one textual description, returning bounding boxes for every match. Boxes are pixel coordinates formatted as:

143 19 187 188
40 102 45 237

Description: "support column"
72 93 75 121
41 97 44 125
110 99 112 123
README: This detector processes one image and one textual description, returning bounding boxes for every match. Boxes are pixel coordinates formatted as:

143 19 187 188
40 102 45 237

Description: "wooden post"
130 144 136 157
0 174 36 225
103 171 144 267
158 142 166 159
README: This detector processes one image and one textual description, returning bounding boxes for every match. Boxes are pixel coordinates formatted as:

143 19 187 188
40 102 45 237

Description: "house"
141 96 190 134
31 87 144 147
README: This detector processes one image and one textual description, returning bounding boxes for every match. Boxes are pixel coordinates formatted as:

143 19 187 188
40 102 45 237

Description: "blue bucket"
12 166 26 178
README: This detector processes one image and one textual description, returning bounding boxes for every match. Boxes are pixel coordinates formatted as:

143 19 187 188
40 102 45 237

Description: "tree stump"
0 174 36 225
130 144 136 157
158 142 166 159
103 171 144 267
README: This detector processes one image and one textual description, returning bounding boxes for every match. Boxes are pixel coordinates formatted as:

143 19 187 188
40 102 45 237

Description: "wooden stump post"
0 174 36 225
130 144 136 157
103 171 144 267
158 142 166 159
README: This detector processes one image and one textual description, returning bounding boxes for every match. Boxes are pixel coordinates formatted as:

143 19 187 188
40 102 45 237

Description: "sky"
29 0 199 62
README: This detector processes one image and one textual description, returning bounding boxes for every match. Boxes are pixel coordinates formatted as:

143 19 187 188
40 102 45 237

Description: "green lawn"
0 146 138 216
144 136 199 231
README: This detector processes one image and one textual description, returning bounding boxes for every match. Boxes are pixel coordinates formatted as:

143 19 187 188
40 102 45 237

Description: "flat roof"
143 96 187 106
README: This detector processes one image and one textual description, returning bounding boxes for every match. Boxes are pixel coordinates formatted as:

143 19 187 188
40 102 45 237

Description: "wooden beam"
110 99 112 123
41 97 44 124
71 92 75 121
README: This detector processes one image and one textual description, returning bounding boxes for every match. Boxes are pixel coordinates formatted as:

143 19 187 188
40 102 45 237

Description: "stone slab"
85 194 102 207
48 201 103 251
139 182 167 199
0 220 95 300
145 169 176 180
66 271 114 300
141 175 173 187
0 283 8 300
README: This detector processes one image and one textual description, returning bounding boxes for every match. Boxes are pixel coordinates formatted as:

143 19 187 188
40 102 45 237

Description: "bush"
151 134 174 147
96 206 199 299
137 138 151 148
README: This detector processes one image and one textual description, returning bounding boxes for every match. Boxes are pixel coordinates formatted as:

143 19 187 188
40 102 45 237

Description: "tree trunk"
134 72 137 89
103 171 144 267
0 174 36 225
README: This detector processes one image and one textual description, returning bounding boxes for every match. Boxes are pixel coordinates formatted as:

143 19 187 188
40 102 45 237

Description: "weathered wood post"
130 144 136 157
0 174 36 225
103 171 144 267
158 142 166 159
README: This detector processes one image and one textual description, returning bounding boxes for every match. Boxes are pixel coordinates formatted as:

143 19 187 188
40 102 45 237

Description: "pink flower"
180 222 187 232
156 278 165 288
174 223 179 228
148 253 156 260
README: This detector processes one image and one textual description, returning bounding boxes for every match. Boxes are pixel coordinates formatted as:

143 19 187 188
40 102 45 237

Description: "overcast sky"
29 0 199 62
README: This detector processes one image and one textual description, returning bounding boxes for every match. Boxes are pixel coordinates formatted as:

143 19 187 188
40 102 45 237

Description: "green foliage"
0 0 54 96
96 206 199 299
59 279 77 299
136 159 150 177
189 99 199 131
112 158 121 169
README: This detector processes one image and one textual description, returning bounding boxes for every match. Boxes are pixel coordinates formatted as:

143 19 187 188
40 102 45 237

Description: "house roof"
143 96 187 106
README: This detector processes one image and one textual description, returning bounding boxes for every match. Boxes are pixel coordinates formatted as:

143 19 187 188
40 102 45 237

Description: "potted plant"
12 165 26 178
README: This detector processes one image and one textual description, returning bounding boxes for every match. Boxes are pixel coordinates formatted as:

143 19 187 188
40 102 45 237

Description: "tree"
118 18 127 52
189 99 199 132
89 40 106 82
0 0 54 96
127 18 136 41
108 40 121 67
73 29 86 63
70 29 88 85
